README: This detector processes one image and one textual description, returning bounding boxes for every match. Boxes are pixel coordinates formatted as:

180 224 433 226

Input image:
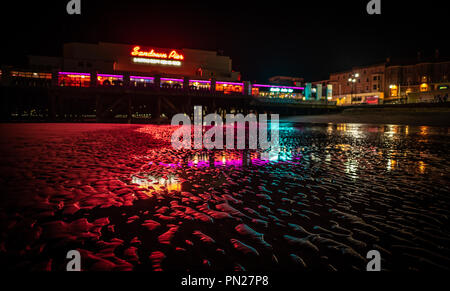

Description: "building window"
11 71 52 79
389 85 398 97
98 74 123 86
58 73 90 87
216 82 243 94
161 78 183 89
373 85 377 90
189 80 210 90
130 76 154 88
420 83 429 92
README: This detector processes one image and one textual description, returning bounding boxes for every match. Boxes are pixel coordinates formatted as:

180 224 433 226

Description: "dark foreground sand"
0 123 449 271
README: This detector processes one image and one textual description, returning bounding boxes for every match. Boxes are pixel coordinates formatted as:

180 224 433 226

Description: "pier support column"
155 96 161 124
95 95 102 122
183 77 189 92
51 70 59 87
244 81 251 96
154 75 161 90
123 72 131 88
90 72 98 87
210 78 216 93
186 96 192 116
49 94 57 121
127 95 132 124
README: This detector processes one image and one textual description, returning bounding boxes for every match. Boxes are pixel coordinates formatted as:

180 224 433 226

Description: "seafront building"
2 42 449 107
1 42 305 100
324 53 450 105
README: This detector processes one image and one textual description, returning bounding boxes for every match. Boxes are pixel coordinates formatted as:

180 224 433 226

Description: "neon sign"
131 46 184 60
270 87 293 93
132 57 181 66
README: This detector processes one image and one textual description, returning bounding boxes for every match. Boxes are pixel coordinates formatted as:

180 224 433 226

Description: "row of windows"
57 74 246 94
10 71 52 79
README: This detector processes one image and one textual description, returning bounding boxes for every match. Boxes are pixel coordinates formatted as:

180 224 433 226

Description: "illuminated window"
389 85 398 97
130 76 154 87
11 71 51 79
58 73 90 87
189 80 210 90
215 82 243 94
420 83 429 92
252 86 301 99
98 74 123 86
161 78 183 89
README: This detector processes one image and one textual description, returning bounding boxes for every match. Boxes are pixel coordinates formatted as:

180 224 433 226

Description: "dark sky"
1 0 449 82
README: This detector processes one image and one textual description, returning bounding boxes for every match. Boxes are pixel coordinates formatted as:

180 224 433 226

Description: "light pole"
348 73 359 104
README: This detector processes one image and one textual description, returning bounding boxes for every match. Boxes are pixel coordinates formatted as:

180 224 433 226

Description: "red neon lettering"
131 46 184 60
168 50 184 60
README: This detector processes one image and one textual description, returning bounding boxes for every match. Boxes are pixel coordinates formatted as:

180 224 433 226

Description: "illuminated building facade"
328 53 450 105
1 42 306 100
384 57 450 104
251 84 304 99
329 63 385 106
28 42 241 81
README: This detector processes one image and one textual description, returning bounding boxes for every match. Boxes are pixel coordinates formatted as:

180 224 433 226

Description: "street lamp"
348 73 359 104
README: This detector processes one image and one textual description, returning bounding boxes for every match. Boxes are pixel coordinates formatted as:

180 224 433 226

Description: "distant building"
329 63 385 105
327 51 450 105
384 53 450 104
268 76 304 87
311 80 332 101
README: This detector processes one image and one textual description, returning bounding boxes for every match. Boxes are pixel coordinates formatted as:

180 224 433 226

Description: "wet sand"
0 123 449 271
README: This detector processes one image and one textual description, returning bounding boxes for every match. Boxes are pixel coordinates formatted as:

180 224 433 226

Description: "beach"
0 123 449 271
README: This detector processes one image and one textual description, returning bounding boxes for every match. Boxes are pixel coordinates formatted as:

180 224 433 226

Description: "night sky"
1 0 449 82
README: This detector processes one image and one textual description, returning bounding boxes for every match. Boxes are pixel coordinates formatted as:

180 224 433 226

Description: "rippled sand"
0 123 449 271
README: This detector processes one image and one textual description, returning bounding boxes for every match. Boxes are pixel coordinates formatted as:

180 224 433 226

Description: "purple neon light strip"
161 78 184 82
58 72 90 76
189 80 211 83
216 81 244 86
98 74 123 78
253 84 304 90
130 76 155 80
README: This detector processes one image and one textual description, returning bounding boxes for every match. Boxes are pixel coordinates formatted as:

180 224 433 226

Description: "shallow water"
0 123 449 271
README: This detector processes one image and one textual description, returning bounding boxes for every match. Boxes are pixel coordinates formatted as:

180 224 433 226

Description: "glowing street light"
349 73 359 104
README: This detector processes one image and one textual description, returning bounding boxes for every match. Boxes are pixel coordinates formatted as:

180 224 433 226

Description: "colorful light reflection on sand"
155 148 300 169
131 174 181 195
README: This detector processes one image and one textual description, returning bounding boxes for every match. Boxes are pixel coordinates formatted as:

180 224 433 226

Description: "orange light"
131 46 184 60
420 83 428 92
